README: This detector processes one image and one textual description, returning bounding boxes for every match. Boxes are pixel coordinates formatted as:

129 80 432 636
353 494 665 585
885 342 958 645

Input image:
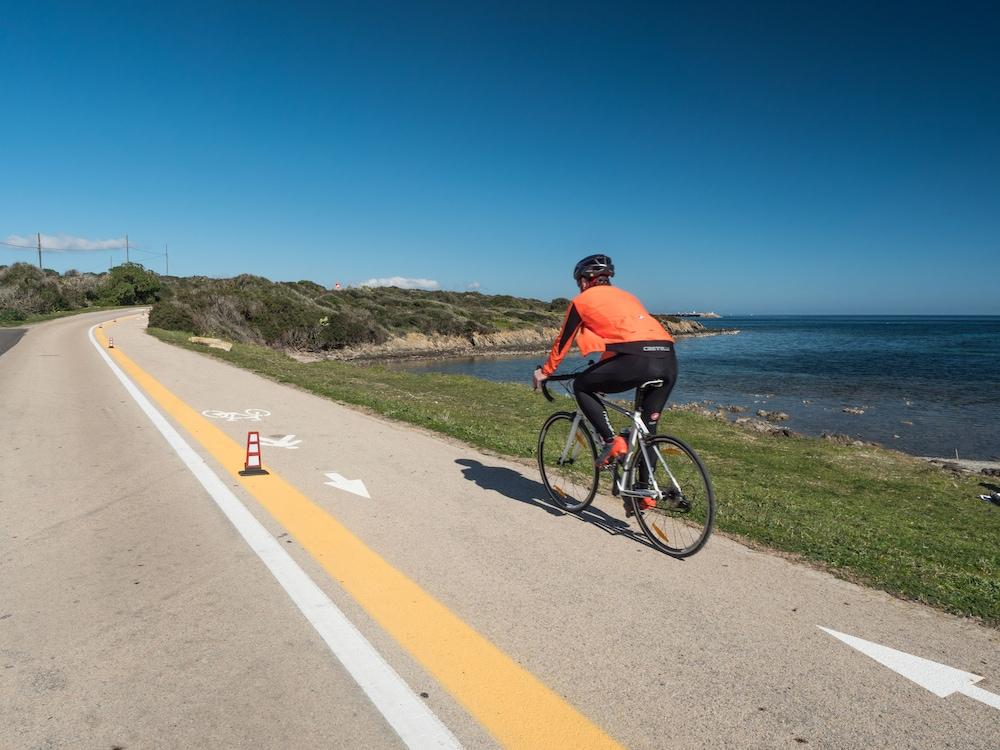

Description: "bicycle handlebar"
537 369 577 403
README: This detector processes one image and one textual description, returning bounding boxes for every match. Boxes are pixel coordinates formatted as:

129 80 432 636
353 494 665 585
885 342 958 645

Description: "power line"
1 239 130 251
3 234 171 274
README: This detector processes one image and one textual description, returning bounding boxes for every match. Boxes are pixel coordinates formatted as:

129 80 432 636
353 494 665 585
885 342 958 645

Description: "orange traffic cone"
108 337 114 349
239 431 269 476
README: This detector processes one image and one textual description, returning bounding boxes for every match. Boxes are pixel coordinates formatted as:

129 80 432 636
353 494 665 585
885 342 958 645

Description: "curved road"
1 311 997 748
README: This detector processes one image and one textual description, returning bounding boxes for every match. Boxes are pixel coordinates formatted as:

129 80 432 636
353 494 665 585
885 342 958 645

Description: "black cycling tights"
574 352 678 443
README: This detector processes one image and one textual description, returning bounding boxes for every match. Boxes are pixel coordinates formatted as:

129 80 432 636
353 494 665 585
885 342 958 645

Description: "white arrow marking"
819 626 1000 709
259 434 302 449
324 472 370 499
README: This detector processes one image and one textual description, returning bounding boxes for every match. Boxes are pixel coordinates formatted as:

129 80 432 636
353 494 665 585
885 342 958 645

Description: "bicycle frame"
550 383 682 501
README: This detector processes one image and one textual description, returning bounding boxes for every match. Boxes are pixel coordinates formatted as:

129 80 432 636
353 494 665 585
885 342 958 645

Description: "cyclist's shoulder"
575 284 642 306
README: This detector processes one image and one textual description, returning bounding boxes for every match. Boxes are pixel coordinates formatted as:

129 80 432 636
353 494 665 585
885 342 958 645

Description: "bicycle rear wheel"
625 435 715 557
537 412 599 512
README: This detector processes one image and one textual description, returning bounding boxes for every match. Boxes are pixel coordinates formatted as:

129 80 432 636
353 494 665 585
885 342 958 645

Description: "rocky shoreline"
290 321 740 363
668 400 1000 474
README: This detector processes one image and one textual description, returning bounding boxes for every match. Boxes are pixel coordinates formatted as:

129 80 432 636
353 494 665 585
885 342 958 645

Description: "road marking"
89 324 461 749
202 408 271 421
260 434 302 449
325 471 371 498
92 321 623 749
819 627 1000 710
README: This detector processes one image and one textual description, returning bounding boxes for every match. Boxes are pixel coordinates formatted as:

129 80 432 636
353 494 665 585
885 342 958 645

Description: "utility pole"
125 233 130 263
165 243 169 275
37 232 42 270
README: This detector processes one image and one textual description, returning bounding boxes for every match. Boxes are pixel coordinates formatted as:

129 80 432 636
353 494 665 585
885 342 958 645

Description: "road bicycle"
537 371 715 557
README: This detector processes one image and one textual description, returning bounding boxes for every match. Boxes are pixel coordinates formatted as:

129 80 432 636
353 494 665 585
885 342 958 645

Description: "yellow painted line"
95 322 623 750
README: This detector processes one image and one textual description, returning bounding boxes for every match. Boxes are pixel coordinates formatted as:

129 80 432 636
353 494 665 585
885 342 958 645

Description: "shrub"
0 263 68 313
149 301 197 332
0 307 27 322
316 309 387 348
98 263 161 305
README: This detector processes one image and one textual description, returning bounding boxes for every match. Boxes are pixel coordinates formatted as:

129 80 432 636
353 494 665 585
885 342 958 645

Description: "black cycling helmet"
572 253 614 281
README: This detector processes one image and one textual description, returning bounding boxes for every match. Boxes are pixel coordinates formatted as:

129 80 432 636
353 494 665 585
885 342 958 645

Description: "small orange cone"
108 337 114 349
239 431 269 476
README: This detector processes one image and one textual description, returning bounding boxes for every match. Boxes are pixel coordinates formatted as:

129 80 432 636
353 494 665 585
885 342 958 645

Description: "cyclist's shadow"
454 458 654 548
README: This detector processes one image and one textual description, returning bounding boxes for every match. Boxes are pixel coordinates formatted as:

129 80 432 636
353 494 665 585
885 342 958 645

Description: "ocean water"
386 316 1000 460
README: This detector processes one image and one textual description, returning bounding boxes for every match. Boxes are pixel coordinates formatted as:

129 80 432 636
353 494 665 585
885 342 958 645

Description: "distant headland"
667 311 722 318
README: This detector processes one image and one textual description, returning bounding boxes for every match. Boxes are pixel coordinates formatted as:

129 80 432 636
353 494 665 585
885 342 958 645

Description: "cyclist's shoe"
624 483 656 517
595 436 628 469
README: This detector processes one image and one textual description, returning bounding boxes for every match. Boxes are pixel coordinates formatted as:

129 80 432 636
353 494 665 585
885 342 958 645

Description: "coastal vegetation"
150 327 1000 626
0 262 159 324
1 263 707 353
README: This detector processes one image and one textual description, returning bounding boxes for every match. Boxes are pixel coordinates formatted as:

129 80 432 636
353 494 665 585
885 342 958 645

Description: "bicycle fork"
557 412 587 467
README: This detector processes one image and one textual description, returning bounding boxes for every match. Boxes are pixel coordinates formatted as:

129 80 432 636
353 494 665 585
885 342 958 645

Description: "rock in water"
756 409 790 422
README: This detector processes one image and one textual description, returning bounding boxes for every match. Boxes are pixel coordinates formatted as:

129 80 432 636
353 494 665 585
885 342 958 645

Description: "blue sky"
1 1 998 314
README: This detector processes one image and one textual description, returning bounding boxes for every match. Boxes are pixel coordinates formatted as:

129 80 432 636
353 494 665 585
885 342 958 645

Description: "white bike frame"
555 391 683 501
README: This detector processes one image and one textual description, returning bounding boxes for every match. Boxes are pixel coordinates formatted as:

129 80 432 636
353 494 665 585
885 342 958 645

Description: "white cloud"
359 276 440 291
5 233 126 251
466 281 481 291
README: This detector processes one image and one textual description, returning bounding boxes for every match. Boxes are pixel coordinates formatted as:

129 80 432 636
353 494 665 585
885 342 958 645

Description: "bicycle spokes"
626 435 715 557
538 412 599 513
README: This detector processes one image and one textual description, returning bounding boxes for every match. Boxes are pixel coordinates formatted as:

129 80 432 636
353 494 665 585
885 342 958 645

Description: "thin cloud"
4 233 127 251
466 281 481 291
359 276 440 291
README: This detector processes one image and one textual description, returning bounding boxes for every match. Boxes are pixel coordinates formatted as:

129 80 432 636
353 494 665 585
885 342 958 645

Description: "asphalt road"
0 327 26 357
2 311 997 749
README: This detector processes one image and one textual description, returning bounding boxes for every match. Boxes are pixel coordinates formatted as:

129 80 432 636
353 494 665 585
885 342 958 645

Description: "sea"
386 316 1000 461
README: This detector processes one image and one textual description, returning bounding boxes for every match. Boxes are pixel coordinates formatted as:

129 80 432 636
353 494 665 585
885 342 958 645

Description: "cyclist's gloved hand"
532 367 547 391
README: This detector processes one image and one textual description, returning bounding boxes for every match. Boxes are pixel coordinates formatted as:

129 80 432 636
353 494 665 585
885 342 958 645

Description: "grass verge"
149 327 1000 625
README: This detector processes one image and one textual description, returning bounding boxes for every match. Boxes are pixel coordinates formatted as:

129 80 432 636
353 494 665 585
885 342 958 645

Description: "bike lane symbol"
202 408 271 422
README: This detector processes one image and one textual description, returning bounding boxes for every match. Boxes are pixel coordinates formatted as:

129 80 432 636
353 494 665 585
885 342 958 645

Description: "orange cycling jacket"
541 285 674 376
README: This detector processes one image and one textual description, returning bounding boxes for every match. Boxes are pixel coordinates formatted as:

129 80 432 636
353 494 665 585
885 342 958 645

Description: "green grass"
0 305 129 327
149 327 1000 625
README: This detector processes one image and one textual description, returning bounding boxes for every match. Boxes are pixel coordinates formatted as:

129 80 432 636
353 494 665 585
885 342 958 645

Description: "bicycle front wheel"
626 435 715 557
537 412 599 512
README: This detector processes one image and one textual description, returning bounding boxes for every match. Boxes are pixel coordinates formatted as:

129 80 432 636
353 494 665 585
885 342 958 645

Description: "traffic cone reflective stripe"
239 431 269 476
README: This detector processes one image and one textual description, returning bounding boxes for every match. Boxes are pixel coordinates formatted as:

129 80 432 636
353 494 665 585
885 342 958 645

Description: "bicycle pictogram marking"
202 408 271 422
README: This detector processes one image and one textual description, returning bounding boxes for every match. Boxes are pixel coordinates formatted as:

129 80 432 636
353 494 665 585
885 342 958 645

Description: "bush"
0 307 27 322
0 263 68 314
316 309 386 348
149 301 197 332
101 281 137 305
98 263 161 305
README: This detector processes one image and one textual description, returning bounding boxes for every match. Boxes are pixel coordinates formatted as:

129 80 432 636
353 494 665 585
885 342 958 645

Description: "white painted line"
819 626 999 711
325 471 371 499
89 325 462 749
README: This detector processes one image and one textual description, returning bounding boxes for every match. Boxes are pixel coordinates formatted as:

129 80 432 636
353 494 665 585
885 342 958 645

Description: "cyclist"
533 254 678 506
